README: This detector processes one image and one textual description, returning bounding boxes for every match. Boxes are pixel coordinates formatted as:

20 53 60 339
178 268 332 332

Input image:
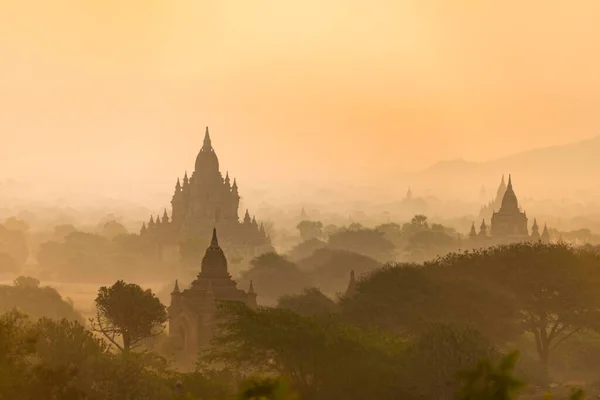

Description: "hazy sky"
1 0 600 199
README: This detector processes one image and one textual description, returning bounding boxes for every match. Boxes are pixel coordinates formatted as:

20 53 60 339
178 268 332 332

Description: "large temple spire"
203 126 212 150
210 227 219 247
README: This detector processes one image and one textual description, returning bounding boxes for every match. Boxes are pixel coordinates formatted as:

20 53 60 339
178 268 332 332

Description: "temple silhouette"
140 127 273 264
470 175 551 244
168 228 256 369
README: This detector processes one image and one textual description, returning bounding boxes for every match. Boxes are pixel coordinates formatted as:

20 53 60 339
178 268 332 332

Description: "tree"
410 214 429 229
52 224 77 242
277 288 339 316
237 377 298 400
0 278 84 323
286 238 328 263
90 280 167 352
298 248 380 294
100 220 128 240
209 302 404 400
14 275 40 288
456 351 525 400
483 243 600 368
296 220 323 241
240 252 312 304
3 217 29 233
341 263 520 344
328 228 395 263
35 318 109 368
0 310 37 397
408 324 500 399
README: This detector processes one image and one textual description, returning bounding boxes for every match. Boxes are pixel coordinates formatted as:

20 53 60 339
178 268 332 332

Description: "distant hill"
412 135 600 200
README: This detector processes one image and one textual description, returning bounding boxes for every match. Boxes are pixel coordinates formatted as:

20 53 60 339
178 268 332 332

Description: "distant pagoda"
140 127 273 264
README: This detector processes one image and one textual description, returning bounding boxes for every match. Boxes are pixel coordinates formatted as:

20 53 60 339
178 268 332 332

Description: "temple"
140 127 273 264
479 175 507 221
344 270 357 297
470 175 551 245
168 228 257 368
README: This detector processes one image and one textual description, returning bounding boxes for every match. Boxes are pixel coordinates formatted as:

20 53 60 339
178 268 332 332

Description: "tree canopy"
90 280 168 352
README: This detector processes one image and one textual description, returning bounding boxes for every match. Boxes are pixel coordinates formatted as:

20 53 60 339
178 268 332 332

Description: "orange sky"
1 0 600 199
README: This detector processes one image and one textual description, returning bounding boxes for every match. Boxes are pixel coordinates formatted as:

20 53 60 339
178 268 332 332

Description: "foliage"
240 252 311 304
407 324 500 399
0 277 84 323
14 275 40 288
297 248 380 294
0 310 37 398
277 288 339 316
37 231 167 282
456 351 525 400
467 243 600 367
99 219 128 239
90 280 168 352
285 238 328 263
341 263 520 343
296 220 323 241
209 301 406 400
2 217 30 233
328 227 395 262
236 377 298 400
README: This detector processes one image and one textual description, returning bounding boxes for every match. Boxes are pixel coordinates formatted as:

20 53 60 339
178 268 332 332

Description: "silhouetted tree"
408 324 500 399
286 238 328 263
240 252 311 304
482 243 600 368
296 220 323 241
328 228 395 263
277 288 339 316
210 302 404 400
100 220 128 240
3 217 29 233
13 276 40 288
298 248 380 294
341 263 520 344
90 280 167 352
456 351 525 400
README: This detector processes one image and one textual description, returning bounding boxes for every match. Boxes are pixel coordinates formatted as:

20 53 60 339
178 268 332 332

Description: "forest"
2 242 600 399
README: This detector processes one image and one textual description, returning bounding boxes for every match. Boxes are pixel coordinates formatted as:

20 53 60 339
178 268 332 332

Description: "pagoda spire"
479 219 488 236
183 171 189 186
140 222 147 235
210 228 219 247
175 178 181 192
225 171 231 187
171 279 180 294
248 280 255 295
203 126 213 150
469 222 477 237
345 270 357 297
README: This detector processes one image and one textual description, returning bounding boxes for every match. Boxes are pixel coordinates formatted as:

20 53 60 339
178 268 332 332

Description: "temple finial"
203 126 212 150
211 228 219 246
248 280 255 294
345 270 357 297
171 279 180 294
